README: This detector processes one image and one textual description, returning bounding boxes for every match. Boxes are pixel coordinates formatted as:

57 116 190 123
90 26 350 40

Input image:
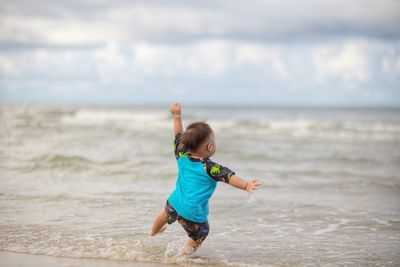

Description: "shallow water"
1 103 399 266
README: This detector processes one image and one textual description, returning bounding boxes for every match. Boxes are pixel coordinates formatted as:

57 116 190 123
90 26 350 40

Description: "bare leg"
180 238 201 255
149 208 167 236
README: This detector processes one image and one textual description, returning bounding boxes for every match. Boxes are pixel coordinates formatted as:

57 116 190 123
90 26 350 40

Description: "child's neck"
189 152 207 160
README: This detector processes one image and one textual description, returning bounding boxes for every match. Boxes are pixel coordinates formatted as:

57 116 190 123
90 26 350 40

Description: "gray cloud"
1 0 399 47
0 0 399 106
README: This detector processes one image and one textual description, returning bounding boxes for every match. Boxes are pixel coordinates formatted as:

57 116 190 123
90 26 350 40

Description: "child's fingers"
250 180 261 191
252 179 261 186
247 179 262 197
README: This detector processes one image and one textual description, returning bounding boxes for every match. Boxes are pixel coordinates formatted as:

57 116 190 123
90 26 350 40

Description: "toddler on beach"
149 103 261 255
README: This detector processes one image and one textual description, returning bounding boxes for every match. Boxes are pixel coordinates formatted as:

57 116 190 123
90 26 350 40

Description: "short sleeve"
173 133 188 160
205 159 235 183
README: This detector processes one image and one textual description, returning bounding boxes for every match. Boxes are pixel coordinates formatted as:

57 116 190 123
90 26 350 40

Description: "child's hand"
245 179 261 197
169 103 182 116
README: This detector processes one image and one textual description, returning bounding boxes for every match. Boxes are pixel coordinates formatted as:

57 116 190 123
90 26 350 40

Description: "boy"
149 103 261 255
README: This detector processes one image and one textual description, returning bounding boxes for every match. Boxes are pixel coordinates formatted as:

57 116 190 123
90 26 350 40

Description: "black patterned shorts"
165 201 209 244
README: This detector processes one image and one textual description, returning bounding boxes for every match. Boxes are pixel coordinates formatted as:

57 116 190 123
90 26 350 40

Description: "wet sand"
0 252 174 267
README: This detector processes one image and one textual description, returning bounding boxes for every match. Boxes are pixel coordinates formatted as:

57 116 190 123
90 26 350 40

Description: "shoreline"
0 251 175 267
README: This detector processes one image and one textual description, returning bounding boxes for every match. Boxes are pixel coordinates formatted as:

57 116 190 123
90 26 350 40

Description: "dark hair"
181 121 213 152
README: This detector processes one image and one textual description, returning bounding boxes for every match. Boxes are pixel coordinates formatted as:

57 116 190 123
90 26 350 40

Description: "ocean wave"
212 119 400 141
1 153 164 177
3 105 400 140
60 109 170 128
28 154 95 172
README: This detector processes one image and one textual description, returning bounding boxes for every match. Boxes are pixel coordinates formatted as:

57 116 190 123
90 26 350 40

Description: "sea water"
0 103 399 266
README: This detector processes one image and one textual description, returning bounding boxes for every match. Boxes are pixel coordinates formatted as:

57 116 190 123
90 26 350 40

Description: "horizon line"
1 100 400 110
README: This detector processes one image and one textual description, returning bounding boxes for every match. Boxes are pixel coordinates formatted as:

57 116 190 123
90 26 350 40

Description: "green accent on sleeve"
173 142 177 151
179 151 188 158
210 165 221 176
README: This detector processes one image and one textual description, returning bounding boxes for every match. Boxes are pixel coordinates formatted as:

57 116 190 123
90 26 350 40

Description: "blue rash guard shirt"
167 134 235 223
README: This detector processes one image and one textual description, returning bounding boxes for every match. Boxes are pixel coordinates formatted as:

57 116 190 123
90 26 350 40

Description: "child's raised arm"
229 175 261 197
169 103 183 135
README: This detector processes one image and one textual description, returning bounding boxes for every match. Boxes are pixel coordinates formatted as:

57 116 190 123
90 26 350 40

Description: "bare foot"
179 245 197 256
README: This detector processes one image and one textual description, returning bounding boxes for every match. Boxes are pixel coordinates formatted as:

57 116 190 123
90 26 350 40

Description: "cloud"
133 41 233 77
382 50 400 81
233 44 288 79
313 40 371 87
0 38 396 88
1 0 400 47
0 0 399 106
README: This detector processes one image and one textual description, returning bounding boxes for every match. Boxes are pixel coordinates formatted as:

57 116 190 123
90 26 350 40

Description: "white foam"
61 109 168 127
372 218 391 226
229 118 400 141
312 224 339 235
163 240 181 261
162 240 211 265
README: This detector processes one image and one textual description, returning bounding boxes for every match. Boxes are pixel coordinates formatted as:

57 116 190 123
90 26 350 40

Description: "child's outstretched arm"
229 175 261 197
169 103 183 135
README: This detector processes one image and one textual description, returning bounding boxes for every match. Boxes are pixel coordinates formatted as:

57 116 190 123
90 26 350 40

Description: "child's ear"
207 142 213 151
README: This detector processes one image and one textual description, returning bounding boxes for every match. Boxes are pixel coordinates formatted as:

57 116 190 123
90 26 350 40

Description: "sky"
0 0 399 107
